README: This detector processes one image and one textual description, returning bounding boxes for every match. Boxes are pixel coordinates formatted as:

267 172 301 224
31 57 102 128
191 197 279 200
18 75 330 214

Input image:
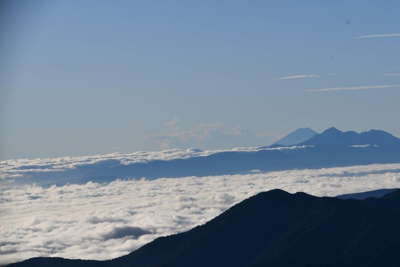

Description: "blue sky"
1 1 400 159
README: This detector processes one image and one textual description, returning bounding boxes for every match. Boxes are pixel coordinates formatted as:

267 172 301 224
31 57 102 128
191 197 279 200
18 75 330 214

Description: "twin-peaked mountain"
300 127 400 147
10 188 400 267
18 128 400 186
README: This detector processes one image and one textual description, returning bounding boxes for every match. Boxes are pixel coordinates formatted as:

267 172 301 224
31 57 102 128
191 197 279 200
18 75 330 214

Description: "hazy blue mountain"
337 188 399 199
8 127 400 187
272 128 317 146
300 127 400 147
10 189 400 267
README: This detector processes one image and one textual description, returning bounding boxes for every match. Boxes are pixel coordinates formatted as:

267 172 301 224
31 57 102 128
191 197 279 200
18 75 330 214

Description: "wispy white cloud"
307 84 400 92
164 117 180 129
357 33 400 39
277 74 320 80
1 163 400 264
384 73 400 77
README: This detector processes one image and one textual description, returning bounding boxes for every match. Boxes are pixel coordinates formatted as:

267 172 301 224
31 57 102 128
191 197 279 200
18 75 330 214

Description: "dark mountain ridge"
10 189 400 267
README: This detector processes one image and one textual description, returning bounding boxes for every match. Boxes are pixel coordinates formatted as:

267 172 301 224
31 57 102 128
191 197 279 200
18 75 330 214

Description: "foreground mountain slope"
10 189 400 267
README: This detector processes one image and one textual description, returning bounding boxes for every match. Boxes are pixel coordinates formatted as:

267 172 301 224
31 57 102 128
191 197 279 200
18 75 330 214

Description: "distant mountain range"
9 127 400 186
272 128 317 146
10 188 400 267
300 127 400 147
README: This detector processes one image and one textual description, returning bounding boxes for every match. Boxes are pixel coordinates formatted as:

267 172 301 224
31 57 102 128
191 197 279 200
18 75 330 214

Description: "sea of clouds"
1 162 400 264
0 146 310 182
0 149 213 179
0 148 261 180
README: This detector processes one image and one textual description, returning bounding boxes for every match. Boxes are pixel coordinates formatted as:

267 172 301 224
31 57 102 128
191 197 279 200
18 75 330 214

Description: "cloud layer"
1 163 400 264
2 146 313 184
0 148 259 180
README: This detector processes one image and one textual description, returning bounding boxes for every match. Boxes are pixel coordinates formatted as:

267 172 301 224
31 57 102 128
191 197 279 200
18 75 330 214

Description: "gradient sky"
1 0 400 160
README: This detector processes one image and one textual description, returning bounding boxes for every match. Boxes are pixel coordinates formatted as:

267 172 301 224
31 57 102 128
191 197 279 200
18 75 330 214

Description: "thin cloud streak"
277 74 320 80
384 73 400 76
357 33 400 39
307 84 400 92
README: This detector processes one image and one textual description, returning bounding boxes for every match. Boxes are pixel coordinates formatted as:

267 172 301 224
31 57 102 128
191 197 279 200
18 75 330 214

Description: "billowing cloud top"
1 163 400 265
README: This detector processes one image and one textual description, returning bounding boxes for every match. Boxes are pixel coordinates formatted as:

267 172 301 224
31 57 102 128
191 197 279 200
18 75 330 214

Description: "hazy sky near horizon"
1 1 400 160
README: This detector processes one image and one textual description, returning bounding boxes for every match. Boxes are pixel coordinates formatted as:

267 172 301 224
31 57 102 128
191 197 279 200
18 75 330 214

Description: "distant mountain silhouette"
272 128 317 146
300 127 400 147
10 189 400 267
9 127 400 186
337 188 399 200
